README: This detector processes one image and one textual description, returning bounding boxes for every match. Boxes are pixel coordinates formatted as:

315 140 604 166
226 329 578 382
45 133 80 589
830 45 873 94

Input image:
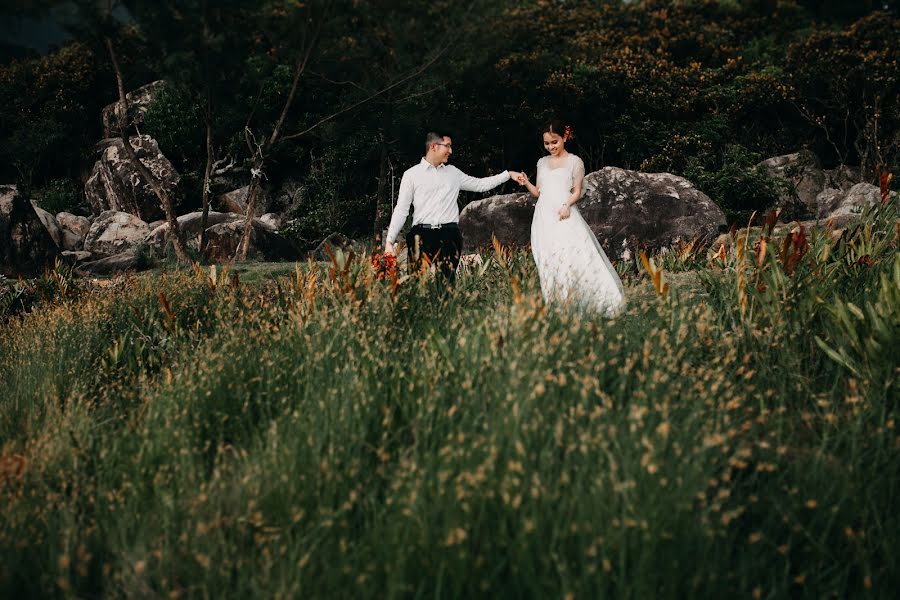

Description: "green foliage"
682 145 785 224
0 258 83 322
34 178 87 215
142 84 205 170
0 41 103 185
280 138 376 246
785 12 900 174
2 0 899 239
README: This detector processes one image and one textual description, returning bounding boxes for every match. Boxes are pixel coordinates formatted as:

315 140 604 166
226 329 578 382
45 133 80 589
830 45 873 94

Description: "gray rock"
757 150 826 220
0 184 60 277
258 213 282 231
216 185 269 217
78 250 148 276
30 202 62 248
818 182 894 221
460 167 727 259
55 211 90 250
146 211 243 250
60 250 93 265
204 220 299 263
101 80 166 138
84 135 181 222
56 212 91 239
459 193 536 251
823 165 861 192
84 210 151 256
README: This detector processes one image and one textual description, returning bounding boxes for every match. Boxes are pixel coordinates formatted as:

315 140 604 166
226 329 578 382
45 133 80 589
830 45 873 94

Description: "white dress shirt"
386 158 510 244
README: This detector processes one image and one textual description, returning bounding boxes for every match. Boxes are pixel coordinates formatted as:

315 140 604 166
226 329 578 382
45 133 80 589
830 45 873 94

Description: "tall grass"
1 201 897 598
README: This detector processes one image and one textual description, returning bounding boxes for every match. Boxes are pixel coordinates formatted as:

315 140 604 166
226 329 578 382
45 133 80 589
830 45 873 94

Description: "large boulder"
204 220 299 263
823 164 862 192
30 202 63 248
459 193 537 250
60 250 93 266
77 250 148 276
258 213 283 231
757 150 826 220
818 182 895 221
84 135 181 222
56 212 91 251
0 185 60 277
101 80 166 138
216 185 270 217
460 167 727 259
146 211 243 250
84 210 151 256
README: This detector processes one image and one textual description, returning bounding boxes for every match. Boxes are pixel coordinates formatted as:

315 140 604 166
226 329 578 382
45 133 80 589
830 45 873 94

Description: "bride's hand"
558 204 571 220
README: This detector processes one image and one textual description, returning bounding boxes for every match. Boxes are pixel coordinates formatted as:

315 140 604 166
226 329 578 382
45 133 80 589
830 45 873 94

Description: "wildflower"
445 527 468 546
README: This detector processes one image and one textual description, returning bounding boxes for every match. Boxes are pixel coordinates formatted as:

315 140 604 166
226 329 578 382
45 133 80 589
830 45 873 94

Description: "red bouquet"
371 252 398 280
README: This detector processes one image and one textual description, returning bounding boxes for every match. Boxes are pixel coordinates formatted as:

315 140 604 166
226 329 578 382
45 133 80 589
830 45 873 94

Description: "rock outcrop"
101 80 166 138
0 185 60 277
56 212 91 251
83 211 151 256
84 135 181 222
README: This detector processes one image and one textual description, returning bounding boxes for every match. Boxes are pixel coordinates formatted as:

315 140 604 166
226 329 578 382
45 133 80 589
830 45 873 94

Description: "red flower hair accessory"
564 125 573 141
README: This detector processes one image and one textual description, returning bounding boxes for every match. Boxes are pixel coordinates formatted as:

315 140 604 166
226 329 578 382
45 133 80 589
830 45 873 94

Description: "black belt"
413 222 459 230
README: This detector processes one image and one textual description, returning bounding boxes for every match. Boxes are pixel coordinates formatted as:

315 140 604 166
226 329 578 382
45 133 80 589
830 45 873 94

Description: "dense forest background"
1 0 898 242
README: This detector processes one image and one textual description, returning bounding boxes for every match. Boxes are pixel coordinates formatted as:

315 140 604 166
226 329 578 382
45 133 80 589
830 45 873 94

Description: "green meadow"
1 204 897 598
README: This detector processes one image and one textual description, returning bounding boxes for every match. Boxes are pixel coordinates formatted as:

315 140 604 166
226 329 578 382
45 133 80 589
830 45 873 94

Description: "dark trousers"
406 224 463 281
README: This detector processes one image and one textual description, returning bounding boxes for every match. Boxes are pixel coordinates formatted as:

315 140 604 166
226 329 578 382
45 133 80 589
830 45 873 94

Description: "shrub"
142 84 205 170
683 145 785 224
33 178 87 215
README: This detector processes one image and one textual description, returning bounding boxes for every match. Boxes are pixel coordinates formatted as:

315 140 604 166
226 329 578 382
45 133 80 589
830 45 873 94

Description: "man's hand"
385 240 396 256
508 170 526 185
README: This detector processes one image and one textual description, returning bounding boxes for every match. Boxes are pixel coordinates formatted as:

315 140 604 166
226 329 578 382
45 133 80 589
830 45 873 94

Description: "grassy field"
1 205 898 598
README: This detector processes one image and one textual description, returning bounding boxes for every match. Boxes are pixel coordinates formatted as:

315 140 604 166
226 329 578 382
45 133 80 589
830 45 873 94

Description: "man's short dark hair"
425 131 450 154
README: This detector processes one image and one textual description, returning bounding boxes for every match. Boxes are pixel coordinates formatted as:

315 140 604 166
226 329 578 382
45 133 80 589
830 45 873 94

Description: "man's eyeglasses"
435 143 453 149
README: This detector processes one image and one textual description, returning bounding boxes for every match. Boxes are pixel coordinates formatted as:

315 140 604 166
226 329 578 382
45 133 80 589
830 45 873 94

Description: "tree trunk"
234 167 264 260
200 114 214 256
234 54 305 261
104 37 191 265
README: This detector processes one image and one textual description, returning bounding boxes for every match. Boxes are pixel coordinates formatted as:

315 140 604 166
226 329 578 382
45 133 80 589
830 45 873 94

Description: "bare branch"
268 1 331 149
281 46 449 143
212 155 237 175
308 70 372 94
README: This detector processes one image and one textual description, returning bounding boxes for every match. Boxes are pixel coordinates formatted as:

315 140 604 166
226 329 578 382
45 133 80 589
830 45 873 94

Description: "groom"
384 131 523 280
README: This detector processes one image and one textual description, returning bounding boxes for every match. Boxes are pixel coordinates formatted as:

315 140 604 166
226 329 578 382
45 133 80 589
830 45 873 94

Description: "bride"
516 120 625 316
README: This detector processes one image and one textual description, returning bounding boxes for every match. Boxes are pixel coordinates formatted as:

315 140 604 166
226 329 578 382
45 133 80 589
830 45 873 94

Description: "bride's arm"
523 174 540 197
564 156 586 207
523 160 541 197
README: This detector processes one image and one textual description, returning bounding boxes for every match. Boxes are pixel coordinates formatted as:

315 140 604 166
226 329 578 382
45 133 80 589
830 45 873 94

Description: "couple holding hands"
384 120 625 317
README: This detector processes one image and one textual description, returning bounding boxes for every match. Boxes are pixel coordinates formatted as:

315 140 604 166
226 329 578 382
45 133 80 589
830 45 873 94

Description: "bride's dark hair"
542 119 573 141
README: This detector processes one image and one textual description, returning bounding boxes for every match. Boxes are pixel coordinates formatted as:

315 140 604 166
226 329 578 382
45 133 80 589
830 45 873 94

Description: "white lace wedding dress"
530 154 625 316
